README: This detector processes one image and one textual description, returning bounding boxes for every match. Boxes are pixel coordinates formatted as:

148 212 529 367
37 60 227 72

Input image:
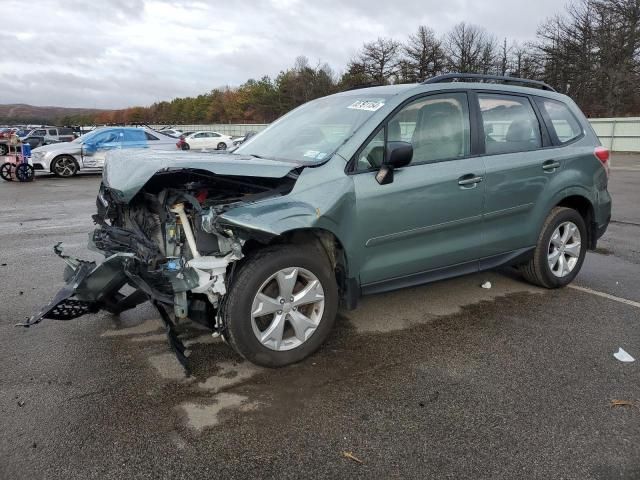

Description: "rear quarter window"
536 98 583 144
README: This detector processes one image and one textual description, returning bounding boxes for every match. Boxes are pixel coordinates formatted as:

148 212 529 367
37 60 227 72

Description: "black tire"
51 155 79 177
182 143 190 150
222 244 338 367
520 207 587 288
0 143 8 156
15 163 34 182
217 142 227 150
0 163 13 181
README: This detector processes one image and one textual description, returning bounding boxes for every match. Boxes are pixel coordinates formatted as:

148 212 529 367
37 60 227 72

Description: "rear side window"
479 94 542 155
48 129 57 136
123 129 146 142
536 98 583 144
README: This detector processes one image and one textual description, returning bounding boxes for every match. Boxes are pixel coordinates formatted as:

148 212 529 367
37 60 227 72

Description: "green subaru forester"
28 74 611 369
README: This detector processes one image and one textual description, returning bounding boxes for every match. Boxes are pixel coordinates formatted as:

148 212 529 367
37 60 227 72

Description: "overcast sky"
1 0 563 109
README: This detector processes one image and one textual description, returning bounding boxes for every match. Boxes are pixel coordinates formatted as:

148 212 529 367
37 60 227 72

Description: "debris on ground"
481 281 492 289
341 451 364 464
610 399 637 409
613 347 635 363
17 400 25 407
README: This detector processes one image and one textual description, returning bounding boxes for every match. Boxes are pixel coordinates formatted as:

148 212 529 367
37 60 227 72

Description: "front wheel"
222 244 338 367
51 155 79 177
520 207 587 288
217 142 227 150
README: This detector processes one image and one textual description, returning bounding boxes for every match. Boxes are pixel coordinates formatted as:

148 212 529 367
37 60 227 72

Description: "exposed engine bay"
23 167 298 370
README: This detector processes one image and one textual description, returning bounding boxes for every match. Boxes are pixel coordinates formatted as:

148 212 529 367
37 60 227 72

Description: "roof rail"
422 73 556 92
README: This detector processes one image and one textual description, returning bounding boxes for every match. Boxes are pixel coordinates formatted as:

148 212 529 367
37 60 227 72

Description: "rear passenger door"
476 92 554 260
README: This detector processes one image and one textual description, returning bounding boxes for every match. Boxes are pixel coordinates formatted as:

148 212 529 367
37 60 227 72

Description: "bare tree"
359 37 402 84
404 26 445 81
444 22 495 73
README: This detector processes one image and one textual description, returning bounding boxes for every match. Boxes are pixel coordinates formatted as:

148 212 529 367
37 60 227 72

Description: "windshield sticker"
347 100 385 112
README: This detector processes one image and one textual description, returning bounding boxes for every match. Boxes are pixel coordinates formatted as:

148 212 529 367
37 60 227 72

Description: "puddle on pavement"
344 271 542 333
178 393 252 432
198 361 263 393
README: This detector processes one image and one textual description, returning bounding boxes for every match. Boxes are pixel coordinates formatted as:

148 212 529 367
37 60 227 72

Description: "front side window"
355 93 470 171
145 132 159 141
89 129 121 145
479 94 542 155
48 129 57 136
536 98 583 144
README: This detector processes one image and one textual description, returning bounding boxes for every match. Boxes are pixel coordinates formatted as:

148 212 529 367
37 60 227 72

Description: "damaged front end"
23 162 299 370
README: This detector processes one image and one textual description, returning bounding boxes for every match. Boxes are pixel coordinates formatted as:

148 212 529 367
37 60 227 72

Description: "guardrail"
151 118 640 152
589 118 640 152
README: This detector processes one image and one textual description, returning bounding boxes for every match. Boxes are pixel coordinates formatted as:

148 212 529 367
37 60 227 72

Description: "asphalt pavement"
1 155 638 479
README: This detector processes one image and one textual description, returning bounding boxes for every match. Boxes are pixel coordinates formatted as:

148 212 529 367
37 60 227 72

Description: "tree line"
44 0 640 125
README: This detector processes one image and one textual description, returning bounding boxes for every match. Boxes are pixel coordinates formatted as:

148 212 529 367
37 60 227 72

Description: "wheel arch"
50 153 80 174
243 227 358 310
554 194 597 249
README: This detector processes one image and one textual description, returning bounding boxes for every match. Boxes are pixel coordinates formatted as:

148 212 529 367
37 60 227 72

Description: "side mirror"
376 141 413 185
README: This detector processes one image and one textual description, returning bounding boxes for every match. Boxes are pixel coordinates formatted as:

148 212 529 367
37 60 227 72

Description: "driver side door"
351 92 487 292
81 129 123 168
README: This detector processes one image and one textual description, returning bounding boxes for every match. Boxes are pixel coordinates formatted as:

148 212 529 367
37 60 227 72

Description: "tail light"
594 146 610 177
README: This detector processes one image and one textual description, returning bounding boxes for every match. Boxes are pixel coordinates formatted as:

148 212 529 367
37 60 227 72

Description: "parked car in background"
177 130 233 150
231 130 258 147
28 74 611 369
30 126 177 177
158 128 183 138
22 127 75 144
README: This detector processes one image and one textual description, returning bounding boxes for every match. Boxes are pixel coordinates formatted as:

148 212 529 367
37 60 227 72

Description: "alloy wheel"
547 221 581 277
54 157 77 177
250 267 325 351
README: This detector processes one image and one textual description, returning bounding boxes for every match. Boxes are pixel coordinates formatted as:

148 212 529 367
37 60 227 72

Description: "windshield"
235 94 391 163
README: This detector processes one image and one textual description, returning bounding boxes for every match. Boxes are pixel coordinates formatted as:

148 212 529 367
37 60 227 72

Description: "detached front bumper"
20 243 144 327
21 243 191 369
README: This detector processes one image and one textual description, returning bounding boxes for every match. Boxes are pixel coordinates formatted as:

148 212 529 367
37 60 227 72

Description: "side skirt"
360 247 535 297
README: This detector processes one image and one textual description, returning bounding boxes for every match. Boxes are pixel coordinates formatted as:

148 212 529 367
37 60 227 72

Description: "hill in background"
0 104 110 125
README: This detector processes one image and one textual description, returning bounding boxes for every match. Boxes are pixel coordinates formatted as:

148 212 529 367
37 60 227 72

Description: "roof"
334 80 568 102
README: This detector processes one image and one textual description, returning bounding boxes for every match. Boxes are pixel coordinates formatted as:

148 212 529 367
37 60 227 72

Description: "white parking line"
569 284 640 309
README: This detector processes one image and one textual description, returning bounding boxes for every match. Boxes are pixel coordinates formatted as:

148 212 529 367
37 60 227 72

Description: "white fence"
151 119 640 152
589 118 640 152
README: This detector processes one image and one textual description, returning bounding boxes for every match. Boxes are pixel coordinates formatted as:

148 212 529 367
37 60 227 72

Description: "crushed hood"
103 149 303 203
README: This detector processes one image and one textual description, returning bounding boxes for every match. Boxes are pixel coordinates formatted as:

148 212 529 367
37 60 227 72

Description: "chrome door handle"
458 175 484 186
542 160 561 171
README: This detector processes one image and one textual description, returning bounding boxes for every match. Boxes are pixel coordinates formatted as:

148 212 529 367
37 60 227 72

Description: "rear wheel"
217 142 227 150
520 207 587 288
51 155 79 177
222 244 338 367
182 142 190 150
0 143 8 156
